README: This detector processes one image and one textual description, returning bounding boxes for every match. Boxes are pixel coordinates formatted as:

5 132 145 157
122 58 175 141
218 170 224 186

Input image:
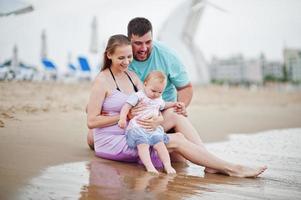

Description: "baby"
118 70 185 174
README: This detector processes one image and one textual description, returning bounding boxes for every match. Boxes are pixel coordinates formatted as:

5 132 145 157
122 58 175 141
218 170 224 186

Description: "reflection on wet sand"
19 129 301 200
80 160 224 200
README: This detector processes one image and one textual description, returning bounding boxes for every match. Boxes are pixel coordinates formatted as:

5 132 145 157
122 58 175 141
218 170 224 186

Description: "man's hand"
128 101 146 119
136 114 164 132
173 102 187 117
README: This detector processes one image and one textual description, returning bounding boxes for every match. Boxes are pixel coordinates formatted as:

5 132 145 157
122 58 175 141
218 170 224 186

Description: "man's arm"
177 83 193 107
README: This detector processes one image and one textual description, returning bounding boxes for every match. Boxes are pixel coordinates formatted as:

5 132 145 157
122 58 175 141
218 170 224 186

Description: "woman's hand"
127 101 146 120
136 114 164 132
173 102 187 117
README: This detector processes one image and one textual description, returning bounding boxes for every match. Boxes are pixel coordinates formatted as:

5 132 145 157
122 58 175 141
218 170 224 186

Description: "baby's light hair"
144 70 166 85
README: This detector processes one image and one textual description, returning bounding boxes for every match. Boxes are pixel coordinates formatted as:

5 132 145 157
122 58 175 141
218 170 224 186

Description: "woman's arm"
87 76 120 129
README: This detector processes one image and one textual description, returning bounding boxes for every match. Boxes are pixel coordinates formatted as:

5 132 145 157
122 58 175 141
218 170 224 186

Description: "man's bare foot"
228 165 267 178
164 165 176 174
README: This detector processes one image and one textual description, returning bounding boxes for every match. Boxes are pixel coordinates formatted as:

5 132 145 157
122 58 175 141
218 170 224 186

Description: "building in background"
209 55 263 84
262 53 284 81
283 48 301 82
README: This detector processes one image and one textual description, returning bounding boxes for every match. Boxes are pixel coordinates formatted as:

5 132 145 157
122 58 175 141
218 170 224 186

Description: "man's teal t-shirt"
129 41 190 102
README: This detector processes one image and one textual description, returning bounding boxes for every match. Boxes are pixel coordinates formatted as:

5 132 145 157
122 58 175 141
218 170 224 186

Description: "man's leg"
161 109 203 163
161 109 203 145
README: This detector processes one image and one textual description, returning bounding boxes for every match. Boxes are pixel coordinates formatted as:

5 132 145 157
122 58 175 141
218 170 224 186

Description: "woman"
87 34 267 177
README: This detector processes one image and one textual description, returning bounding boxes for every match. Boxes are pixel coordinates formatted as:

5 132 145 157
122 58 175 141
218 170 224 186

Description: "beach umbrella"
0 0 33 17
11 45 19 72
40 29 47 59
89 16 99 54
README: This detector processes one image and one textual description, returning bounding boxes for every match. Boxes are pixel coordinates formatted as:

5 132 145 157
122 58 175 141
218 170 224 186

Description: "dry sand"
0 81 301 200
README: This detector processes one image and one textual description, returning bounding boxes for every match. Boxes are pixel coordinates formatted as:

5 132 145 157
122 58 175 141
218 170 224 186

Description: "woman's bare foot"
227 165 267 178
164 165 176 174
204 167 219 174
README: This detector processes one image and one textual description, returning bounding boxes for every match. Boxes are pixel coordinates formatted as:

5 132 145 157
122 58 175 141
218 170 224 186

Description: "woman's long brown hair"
101 34 131 71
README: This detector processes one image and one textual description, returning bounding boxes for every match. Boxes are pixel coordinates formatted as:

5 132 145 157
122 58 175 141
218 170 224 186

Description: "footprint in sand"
0 120 5 128
1 112 14 119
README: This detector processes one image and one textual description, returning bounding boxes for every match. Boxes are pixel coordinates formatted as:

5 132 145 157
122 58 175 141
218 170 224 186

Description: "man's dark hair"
127 17 152 38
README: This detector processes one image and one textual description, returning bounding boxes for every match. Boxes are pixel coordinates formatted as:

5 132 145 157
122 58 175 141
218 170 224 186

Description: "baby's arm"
164 101 187 117
164 102 184 109
118 103 133 129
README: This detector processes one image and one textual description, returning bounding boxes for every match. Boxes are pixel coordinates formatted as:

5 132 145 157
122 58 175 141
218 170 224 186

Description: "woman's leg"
167 132 267 178
153 142 176 174
137 143 158 174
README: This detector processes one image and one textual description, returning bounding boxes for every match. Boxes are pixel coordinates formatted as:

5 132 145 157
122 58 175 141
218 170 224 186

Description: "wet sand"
0 82 301 200
17 129 301 200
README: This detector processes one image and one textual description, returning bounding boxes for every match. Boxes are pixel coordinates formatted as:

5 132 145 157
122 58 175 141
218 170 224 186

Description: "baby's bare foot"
164 166 176 174
146 167 159 174
228 165 267 178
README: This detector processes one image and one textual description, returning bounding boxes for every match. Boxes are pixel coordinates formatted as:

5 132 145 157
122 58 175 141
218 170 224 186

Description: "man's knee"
162 109 180 131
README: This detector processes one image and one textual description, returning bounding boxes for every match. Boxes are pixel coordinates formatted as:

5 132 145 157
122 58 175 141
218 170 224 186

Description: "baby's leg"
137 143 158 174
153 142 176 174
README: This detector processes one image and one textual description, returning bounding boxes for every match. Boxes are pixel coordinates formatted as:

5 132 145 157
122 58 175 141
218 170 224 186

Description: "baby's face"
144 79 165 99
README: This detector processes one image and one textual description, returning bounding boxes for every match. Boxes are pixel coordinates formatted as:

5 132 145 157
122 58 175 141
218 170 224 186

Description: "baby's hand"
174 102 187 117
118 119 127 129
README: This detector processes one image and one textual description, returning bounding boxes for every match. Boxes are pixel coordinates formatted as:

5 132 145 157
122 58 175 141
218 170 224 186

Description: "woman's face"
108 44 133 71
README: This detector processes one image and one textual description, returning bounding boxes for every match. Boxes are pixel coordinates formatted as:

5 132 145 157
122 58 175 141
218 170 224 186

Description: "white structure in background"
283 48 301 82
158 0 226 84
210 55 263 84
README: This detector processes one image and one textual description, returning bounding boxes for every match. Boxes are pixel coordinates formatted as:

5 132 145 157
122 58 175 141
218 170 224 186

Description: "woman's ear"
107 52 112 59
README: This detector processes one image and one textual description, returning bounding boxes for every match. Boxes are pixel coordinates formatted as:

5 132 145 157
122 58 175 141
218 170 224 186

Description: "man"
128 17 193 107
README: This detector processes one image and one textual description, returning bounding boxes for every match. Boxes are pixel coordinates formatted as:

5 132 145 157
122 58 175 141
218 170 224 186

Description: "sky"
0 0 300 73
197 0 301 61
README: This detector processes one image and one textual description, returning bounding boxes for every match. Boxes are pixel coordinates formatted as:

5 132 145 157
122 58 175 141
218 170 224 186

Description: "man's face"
130 31 153 61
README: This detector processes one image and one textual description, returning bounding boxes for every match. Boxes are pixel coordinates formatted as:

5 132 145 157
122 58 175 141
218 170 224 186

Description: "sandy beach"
0 81 301 200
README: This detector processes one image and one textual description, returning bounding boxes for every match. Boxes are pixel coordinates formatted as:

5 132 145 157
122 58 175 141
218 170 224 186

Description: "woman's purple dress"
93 90 163 167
